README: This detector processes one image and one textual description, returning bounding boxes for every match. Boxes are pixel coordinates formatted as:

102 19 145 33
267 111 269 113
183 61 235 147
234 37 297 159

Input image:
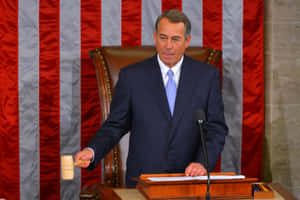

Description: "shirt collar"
157 54 183 78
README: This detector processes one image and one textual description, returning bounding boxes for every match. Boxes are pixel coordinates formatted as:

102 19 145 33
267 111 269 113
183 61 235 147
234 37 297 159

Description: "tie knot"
167 69 174 78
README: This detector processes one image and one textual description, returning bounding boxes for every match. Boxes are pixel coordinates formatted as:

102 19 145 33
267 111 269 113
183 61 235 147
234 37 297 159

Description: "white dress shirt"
157 54 183 88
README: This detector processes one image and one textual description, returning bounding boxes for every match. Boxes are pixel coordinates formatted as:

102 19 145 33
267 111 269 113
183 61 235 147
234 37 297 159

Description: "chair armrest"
80 183 116 200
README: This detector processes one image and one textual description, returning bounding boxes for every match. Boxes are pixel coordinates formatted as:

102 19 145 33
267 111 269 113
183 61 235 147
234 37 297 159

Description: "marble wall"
263 0 300 198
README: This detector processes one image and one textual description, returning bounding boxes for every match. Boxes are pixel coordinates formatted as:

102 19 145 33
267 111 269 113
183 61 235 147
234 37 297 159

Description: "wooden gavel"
61 155 88 180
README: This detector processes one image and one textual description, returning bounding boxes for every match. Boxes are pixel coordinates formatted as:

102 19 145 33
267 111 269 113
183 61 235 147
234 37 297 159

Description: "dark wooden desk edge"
80 183 298 200
270 183 297 200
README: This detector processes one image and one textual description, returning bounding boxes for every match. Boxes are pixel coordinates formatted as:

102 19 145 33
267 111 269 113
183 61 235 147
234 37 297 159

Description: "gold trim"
207 50 216 64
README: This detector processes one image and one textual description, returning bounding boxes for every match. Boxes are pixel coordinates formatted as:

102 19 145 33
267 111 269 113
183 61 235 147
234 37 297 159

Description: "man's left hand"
185 162 207 176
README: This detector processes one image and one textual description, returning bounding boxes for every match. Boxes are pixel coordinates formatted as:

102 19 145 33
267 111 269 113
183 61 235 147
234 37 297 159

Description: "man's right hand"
74 148 94 168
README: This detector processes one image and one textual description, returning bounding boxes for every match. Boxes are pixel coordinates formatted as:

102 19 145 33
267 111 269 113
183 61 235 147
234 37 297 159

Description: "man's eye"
160 37 167 40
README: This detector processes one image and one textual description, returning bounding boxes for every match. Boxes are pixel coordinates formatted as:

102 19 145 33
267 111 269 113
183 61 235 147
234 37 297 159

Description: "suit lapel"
169 57 196 139
146 56 172 121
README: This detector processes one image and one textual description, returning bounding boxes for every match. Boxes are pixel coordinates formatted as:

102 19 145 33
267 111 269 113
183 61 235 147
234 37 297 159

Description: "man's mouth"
163 53 174 58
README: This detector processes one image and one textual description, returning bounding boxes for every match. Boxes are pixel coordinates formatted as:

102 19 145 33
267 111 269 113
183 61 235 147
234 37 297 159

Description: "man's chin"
161 58 174 67
162 61 173 68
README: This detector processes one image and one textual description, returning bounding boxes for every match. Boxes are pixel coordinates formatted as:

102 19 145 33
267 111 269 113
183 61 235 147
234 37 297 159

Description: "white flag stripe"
18 0 40 199
182 0 203 46
60 0 81 199
141 0 161 45
221 0 244 173
101 0 121 46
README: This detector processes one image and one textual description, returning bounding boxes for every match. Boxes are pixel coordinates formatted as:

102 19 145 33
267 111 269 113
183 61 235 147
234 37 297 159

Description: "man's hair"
155 9 191 39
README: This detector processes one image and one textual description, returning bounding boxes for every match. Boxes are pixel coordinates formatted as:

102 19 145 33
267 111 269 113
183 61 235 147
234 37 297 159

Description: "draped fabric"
0 0 263 199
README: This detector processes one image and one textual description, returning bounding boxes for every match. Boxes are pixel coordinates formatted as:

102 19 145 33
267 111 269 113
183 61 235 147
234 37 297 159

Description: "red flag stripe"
121 0 142 46
162 0 182 12
202 0 222 50
39 0 60 199
241 0 264 178
0 1 19 199
81 0 102 187
203 0 223 172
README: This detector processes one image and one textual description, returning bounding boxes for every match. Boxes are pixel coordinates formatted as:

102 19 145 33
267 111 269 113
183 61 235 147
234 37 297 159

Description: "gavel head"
61 155 74 180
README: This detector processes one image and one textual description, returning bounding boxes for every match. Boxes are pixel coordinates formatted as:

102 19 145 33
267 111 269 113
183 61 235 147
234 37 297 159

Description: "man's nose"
166 39 173 48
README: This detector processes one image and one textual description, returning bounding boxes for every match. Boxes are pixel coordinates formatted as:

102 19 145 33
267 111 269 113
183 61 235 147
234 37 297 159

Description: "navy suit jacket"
87 55 228 187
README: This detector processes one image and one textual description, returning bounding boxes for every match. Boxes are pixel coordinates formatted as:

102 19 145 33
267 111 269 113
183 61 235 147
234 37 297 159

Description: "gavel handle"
74 160 89 167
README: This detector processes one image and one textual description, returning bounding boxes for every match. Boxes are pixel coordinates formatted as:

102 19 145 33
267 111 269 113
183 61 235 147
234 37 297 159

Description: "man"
75 9 228 187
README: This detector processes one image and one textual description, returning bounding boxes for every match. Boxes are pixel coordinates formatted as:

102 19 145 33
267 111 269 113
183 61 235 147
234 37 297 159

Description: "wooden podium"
136 173 258 200
79 181 296 200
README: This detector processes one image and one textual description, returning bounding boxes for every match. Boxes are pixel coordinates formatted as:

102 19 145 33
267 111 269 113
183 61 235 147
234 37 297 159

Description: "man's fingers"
189 167 201 176
185 166 191 176
74 149 93 168
185 165 197 176
74 160 90 168
74 160 89 167
185 162 207 176
190 167 200 176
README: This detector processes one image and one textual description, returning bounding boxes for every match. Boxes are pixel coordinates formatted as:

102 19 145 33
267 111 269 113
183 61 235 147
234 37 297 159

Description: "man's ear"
185 34 191 48
153 31 157 44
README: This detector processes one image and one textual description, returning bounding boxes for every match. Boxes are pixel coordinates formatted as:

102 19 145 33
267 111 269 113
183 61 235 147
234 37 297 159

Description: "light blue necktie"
166 69 177 116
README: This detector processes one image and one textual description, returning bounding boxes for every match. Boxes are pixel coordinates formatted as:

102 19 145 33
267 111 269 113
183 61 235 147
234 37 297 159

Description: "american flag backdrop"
0 0 264 199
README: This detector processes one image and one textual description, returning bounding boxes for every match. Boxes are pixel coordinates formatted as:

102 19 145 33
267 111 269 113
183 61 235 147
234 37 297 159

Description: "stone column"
263 0 300 198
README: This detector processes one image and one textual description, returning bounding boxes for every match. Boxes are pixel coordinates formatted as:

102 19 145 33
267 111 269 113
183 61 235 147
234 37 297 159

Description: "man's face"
154 17 191 68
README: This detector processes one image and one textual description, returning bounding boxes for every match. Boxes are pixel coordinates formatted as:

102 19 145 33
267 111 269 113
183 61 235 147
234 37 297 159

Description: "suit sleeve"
195 69 228 171
86 69 131 170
